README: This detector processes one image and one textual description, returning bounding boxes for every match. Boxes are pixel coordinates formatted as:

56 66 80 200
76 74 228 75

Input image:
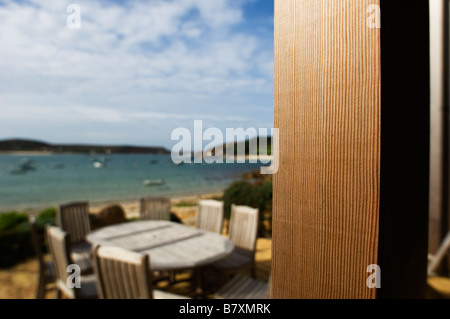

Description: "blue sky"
0 0 274 149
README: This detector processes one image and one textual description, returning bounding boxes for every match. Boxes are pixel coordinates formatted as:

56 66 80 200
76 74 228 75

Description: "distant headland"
0 139 170 155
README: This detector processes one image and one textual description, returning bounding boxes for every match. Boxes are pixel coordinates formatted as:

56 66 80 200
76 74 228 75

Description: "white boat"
143 179 164 186
92 156 110 168
93 161 107 168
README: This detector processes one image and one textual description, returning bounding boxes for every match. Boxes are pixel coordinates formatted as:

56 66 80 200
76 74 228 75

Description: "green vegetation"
0 138 170 154
174 201 197 208
0 211 29 230
209 136 273 157
34 208 57 228
0 212 32 268
223 179 273 238
226 137 272 156
0 208 57 268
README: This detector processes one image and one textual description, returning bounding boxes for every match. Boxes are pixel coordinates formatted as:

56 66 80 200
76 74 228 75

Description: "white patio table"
87 220 234 271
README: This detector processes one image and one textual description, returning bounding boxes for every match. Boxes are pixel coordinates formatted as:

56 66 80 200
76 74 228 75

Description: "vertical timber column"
272 0 429 299
428 0 446 264
273 0 381 299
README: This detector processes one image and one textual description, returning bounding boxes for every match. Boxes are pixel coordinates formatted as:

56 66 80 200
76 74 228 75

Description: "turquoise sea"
0 154 262 212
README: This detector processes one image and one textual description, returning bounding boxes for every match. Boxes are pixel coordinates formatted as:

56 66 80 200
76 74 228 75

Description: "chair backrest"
140 197 171 221
57 201 91 244
93 245 153 299
228 204 259 255
29 215 45 270
196 200 224 234
46 226 78 298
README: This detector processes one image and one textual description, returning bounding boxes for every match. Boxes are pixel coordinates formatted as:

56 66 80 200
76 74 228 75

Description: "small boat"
93 161 107 168
10 159 36 175
143 179 164 186
92 156 110 168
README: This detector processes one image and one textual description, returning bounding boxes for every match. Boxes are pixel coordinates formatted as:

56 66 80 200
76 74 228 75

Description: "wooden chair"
92 245 190 299
139 197 174 283
29 215 55 299
171 199 224 288
196 200 224 234
140 197 171 221
212 204 259 278
46 226 98 299
57 201 93 274
214 274 269 299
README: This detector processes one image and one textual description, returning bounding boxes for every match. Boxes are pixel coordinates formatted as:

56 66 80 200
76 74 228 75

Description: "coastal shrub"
91 205 126 229
0 212 32 268
0 211 29 230
223 181 272 219
0 208 57 268
174 201 197 208
35 208 57 228
34 208 57 255
223 180 273 237
223 181 253 219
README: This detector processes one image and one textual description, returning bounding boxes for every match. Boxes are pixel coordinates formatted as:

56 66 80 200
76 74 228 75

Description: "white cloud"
0 0 273 148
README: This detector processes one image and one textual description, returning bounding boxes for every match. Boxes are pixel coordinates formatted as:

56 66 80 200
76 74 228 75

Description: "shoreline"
0 151 55 156
0 190 225 219
89 191 224 220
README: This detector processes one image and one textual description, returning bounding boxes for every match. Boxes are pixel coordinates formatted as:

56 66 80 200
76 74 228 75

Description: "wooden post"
272 0 429 299
429 0 445 256
445 0 450 274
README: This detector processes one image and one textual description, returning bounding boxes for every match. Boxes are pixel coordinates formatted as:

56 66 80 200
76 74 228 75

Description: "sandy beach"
1 189 225 216
89 191 225 227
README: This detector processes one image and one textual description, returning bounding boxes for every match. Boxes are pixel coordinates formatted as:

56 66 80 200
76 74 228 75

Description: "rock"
92 205 126 229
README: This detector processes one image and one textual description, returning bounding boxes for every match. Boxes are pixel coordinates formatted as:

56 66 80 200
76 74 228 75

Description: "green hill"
209 136 273 156
0 139 170 155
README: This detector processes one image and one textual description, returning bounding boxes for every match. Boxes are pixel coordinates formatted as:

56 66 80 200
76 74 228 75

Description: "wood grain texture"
213 205 259 277
58 201 91 244
196 199 224 234
94 246 152 299
140 197 171 221
272 0 381 299
46 226 98 299
93 245 190 299
228 204 259 253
